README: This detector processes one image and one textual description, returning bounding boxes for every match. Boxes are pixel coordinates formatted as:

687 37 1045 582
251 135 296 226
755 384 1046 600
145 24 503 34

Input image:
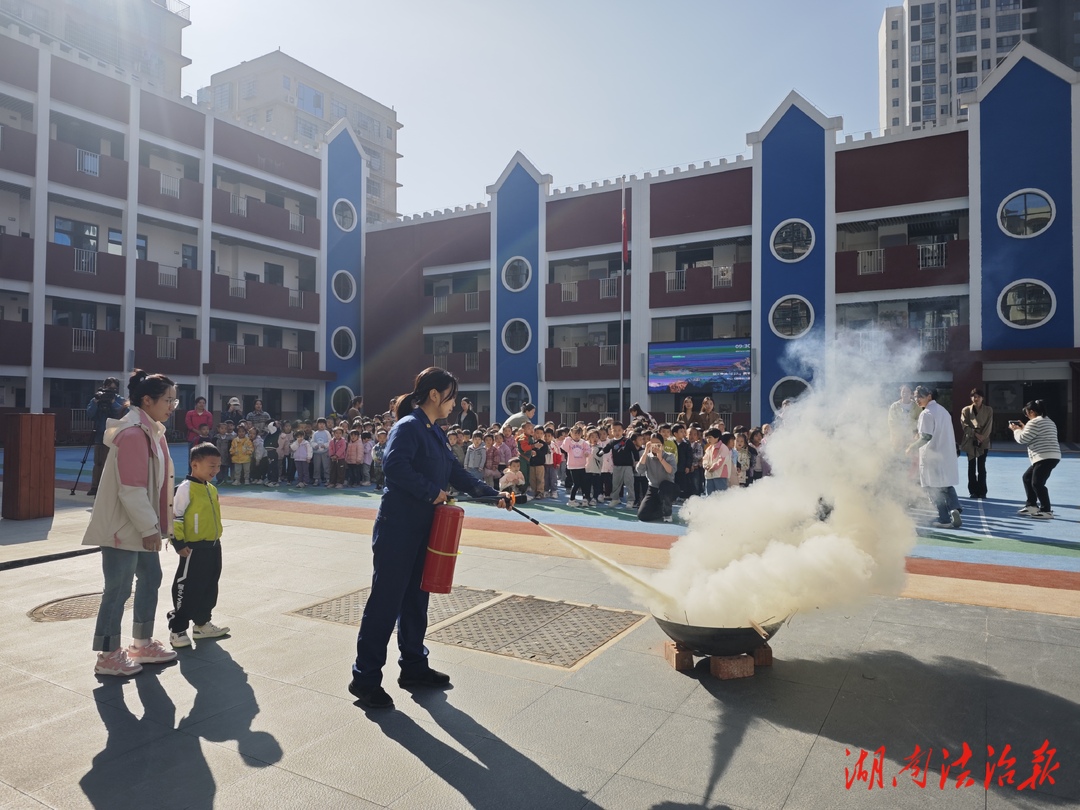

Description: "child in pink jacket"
561 426 591 507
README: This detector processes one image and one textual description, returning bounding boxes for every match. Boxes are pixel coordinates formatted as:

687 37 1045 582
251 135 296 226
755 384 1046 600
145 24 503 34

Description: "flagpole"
618 175 626 421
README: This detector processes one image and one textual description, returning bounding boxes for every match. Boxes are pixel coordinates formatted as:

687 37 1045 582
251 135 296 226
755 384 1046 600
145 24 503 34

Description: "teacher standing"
349 368 511 710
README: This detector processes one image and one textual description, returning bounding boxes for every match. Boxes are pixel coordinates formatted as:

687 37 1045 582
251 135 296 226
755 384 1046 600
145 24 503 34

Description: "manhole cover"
291 586 499 627
428 595 644 668
28 593 133 622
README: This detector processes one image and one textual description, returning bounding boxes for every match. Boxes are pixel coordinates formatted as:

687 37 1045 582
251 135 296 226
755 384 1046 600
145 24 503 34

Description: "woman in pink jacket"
184 396 213 443
83 369 178 677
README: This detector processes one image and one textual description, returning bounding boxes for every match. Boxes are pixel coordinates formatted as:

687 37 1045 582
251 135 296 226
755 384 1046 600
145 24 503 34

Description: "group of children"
443 416 773 517
189 408 773 519
200 416 390 489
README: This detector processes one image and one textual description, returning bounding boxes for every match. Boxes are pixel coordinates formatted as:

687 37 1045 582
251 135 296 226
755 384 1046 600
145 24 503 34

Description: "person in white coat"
906 385 962 529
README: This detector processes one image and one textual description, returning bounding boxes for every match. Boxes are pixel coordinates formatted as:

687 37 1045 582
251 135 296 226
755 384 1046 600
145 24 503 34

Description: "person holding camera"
635 433 678 523
85 377 127 497
1011 400 1061 519
959 388 993 499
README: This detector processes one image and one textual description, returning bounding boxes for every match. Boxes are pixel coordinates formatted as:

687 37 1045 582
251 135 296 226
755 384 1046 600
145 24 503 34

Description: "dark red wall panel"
835 131 968 212
51 57 129 122
213 120 320 189
140 91 205 149
546 189 631 252
650 168 752 238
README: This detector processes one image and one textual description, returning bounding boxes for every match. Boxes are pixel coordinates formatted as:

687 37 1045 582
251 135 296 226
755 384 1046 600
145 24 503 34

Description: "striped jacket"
1014 416 1061 463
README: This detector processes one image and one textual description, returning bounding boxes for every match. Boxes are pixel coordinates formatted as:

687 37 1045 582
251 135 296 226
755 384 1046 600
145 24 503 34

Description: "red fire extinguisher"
421 503 465 594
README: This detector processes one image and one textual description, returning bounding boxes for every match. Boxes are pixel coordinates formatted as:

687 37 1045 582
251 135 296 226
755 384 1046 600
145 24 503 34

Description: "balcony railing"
230 194 248 216
561 281 579 303
158 265 178 287
70 409 95 433
76 149 100 177
73 248 97 274
599 345 619 366
857 249 884 275
561 347 578 368
156 336 177 360
289 288 303 308
665 269 686 293
711 266 733 288
289 212 305 233
288 350 302 369
72 327 95 353
228 344 246 364
433 295 448 314
599 277 619 299
229 277 247 298
464 351 480 371
464 291 480 311
920 326 949 353
159 174 181 198
433 353 448 368
918 242 948 269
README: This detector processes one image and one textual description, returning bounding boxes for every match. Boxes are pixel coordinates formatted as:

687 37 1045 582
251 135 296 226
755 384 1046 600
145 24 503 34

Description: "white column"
121 85 139 371
628 175 650 410
197 113 213 400
28 40 49 413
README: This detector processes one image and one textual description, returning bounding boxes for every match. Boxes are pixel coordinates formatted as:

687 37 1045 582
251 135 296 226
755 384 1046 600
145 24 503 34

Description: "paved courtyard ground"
0 450 1077 808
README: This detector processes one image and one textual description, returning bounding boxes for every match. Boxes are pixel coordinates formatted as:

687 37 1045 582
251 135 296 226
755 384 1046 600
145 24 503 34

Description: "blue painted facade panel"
980 58 1073 350
493 163 540 420
758 107 827 410
324 131 365 405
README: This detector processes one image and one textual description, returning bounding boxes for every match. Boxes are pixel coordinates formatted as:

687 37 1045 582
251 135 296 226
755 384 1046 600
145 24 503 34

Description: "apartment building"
364 44 1079 440
880 0 1080 129
0 6 367 438
198 50 401 224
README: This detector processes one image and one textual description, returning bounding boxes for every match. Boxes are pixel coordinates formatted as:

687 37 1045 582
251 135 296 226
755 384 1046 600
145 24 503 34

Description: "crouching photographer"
85 377 127 497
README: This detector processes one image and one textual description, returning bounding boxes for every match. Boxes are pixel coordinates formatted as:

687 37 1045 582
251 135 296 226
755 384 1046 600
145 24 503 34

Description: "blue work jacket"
382 408 497 505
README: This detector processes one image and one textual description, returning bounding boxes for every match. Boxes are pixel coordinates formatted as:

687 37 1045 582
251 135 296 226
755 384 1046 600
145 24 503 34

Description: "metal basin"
653 615 784 657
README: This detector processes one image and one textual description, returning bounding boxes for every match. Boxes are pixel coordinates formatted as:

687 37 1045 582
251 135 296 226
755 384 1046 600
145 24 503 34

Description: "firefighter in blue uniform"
349 368 512 710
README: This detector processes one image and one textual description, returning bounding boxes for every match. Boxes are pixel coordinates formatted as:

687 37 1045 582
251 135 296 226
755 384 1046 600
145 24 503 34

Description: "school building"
362 42 1080 442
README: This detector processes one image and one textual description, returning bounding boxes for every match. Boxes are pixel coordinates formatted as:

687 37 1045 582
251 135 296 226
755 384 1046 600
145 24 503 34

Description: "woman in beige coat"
959 388 993 499
84 369 178 676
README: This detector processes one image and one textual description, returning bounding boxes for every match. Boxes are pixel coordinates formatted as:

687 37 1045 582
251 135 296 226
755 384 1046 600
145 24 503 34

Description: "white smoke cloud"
648 334 925 627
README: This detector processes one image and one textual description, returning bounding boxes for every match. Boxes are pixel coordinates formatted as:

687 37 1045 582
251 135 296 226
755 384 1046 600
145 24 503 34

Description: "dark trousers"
637 481 678 522
353 498 433 687
329 458 346 486
88 443 108 494
567 468 587 500
168 542 222 633
347 463 361 485
633 475 648 506
280 456 295 483
265 450 279 483
1022 459 1059 512
967 453 988 498
585 472 601 500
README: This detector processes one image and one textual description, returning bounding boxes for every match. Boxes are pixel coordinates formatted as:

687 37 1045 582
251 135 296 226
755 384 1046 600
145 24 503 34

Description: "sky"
180 0 896 217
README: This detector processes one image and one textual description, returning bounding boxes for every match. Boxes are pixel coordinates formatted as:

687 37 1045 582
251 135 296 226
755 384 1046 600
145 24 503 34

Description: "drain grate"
428 595 644 668
28 593 132 622
291 586 499 627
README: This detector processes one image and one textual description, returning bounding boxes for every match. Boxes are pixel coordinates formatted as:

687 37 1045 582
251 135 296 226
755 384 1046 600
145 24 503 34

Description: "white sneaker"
598 494 606 503
94 648 142 677
192 622 230 639
1017 505 1040 516
588 498 597 507
1033 511 1054 520
950 509 962 528
170 631 192 648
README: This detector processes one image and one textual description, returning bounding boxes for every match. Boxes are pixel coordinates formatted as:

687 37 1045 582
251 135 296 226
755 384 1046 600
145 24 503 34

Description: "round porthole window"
770 377 810 412
997 279 1056 329
502 257 532 291
331 386 353 414
770 219 815 262
333 199 357 232
501 319 531 354
502 383 532 416
331 326 356 360
769 296 814 339
998 190 1054 238
332 271 356 303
